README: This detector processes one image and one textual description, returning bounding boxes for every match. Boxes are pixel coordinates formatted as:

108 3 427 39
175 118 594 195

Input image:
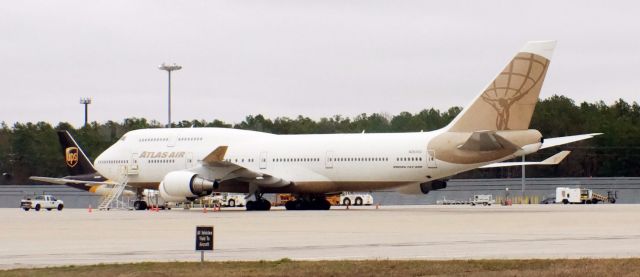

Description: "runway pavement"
1 204 640 269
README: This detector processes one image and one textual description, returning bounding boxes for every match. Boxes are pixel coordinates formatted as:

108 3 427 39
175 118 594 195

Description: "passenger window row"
397 157 423 162
149 159 176 164
330 157 388 162
139 138 169 142
178 137 203 141
273 158 320 162
224 158 255 163
97 160 127 164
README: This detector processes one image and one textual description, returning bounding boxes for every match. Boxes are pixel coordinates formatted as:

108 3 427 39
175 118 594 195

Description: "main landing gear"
285 195 331 210
246 193 271 211
133 200 148 210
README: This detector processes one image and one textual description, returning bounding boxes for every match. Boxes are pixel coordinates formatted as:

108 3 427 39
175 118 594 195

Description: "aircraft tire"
285 200 296 210
343 198 351 206
320 199 331 210
355 197 363 206
134 201 148 210
246 200 255 211
260 199 271 211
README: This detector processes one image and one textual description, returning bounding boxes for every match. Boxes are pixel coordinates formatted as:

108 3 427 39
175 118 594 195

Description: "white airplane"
32 40 600 211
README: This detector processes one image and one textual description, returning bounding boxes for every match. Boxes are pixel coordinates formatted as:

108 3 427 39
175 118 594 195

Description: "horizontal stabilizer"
541 133 602 149
29 176 118 186
480 151 570 168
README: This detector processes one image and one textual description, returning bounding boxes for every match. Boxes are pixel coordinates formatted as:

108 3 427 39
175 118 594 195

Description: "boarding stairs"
98 176 131 210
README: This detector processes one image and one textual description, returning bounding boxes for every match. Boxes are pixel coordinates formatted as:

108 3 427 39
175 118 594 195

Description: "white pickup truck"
21 195 64 211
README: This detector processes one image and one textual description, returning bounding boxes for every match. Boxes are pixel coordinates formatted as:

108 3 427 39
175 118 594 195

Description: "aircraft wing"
201 146 291 188
29 176 119 186
541 133 602 149
480 151 570 168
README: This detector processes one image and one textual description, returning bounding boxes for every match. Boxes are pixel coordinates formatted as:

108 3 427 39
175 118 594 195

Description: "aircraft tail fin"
447 40 557 132
57 130 98 175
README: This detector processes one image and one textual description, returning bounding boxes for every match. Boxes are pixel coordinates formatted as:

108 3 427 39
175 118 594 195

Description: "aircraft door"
325 151 334 169
259 151 268 169
128 153 140 175
167 135 176 147
185 152 195 169
427 150 437 168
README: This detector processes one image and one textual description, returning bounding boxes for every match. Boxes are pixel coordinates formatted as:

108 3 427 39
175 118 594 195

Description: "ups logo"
65 147 79 168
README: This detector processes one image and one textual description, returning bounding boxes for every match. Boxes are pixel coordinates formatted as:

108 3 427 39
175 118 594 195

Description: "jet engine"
396 179 447 195
158 171 218 202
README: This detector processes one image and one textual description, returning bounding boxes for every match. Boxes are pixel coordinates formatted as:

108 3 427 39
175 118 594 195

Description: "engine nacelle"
396 180 448 195
158 171 218 202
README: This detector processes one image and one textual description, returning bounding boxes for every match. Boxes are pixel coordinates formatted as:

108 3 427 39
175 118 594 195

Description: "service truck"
21 195 64 211
471 194 496 206
555 187 615 204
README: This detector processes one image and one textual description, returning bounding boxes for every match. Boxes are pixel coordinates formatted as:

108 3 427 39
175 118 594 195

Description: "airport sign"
195 226 214 251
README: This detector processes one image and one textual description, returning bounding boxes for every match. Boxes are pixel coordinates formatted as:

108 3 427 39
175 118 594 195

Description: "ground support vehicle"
471 194 495 206
437 197 469 205
21 195 64 211
556 187 617 204
325 194 341 206
340 192 373 206
211 193 246 207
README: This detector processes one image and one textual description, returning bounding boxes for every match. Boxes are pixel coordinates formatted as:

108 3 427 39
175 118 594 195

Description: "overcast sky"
1 0 638 127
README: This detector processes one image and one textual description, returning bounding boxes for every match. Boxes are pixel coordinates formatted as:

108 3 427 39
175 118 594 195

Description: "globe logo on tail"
65 147 79 168
480 53 549 130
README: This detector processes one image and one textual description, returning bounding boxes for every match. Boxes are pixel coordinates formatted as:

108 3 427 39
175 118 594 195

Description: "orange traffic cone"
88 205 92 213
203 206 207 213
376 203 380 209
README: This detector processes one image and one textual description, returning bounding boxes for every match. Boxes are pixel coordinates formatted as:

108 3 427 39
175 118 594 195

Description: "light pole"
521 155 526 198
158 63 182 128
79 98 92 127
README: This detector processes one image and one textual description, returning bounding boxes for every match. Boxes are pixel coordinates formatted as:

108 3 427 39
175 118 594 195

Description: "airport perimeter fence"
1 177 639 208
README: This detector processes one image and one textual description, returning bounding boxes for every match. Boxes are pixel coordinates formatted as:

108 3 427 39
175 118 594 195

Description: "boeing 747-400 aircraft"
31 41 600 211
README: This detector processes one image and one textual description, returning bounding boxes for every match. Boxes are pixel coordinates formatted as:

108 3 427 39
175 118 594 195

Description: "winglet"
203 146 228 164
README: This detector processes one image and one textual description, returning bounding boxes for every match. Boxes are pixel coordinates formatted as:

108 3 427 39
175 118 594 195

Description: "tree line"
1 95 639 185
